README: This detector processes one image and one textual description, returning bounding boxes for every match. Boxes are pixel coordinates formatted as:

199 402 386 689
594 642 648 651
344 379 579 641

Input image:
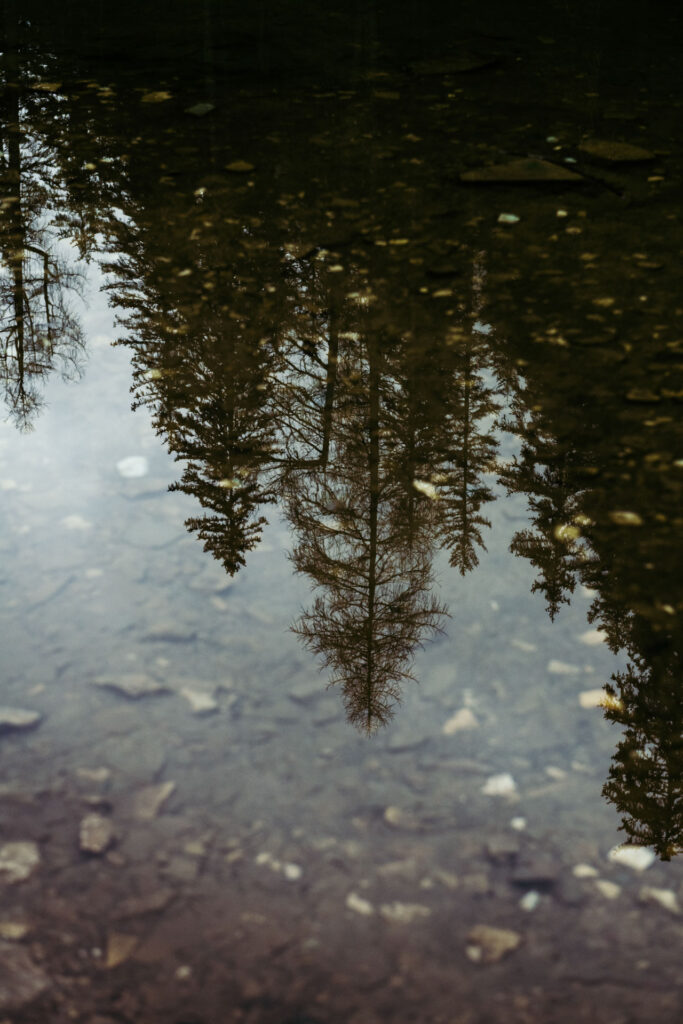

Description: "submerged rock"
131 781 176 820
0 708 42 733
105 932 139 969
380 902 431 924
466 925 522 964
0 842 40 884
179 686 218 715
579 138 655 162
79 813 115 855
91 675 169 699
0 940 50 1011
461 158 584 184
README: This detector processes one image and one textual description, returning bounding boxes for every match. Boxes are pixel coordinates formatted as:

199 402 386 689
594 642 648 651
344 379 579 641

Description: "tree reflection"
0 48 85 429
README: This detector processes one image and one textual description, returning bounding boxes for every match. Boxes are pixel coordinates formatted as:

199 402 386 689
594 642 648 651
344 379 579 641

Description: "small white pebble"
482 773 517 797
639 887 680 914
346 891 374 916
282 862 302 881
548 659 580 675
573 863 599 879
175 965 192 981
519 890 541 912
595 879 621 900
579 629 607 646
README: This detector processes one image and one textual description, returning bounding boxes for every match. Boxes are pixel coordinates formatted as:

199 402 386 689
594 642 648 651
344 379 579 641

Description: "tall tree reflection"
0 54 85 428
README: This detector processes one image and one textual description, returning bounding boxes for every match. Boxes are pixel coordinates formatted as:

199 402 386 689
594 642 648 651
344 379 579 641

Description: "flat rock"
0 708 42 733
0 940 50 1010
380 902 431 924
131 781 176 820
607 844 655 872
442 708 479 735
79 814 115 855
461 158 584 184
466 924 522 964
410 54 497 75
91 675 169 700
112 888 175 920
179 686 218 715
0 842 40 884
511 857 559 889
579 139 655 162
105 932 139 969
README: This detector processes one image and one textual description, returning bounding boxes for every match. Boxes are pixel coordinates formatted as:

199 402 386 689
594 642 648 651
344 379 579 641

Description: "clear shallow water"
1 4 683 1022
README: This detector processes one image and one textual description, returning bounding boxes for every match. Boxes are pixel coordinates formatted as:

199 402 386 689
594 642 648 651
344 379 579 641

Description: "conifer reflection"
0 53 86 428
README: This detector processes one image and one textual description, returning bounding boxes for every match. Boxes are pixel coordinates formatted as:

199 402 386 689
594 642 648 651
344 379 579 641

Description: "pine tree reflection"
0 57 85 428
601 623 683 861
285 324 447 733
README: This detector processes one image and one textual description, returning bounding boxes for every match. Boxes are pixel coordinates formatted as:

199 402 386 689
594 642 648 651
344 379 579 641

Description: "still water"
1 2 682 1021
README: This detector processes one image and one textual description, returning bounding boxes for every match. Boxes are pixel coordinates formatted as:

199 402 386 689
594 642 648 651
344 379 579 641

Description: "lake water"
1 3 682 1022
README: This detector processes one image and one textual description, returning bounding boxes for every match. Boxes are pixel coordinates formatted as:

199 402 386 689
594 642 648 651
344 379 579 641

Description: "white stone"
519 890 541 912
482 773 517 797
510 817 527 831
442 708 479 735
0 708 41 732
579 629 608 646
547 659 580 675
282 862 303 881
380 902 431 924
116 456 149 478
131 781 176 820
572 863 598 878
639 887 679 914
607 845 656 872
345 892 374 916
79 814 114 855
0 842 40 884
466 924 522 963
594 879 621 900
179 687 218 715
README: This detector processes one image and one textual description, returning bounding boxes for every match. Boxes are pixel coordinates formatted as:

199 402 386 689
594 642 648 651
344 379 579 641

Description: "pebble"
442 708 479 735
116 455 149 478
578 629 607 646
61 514 92 530
594 879 621 900
481 773 517 797
607 845 656 872
179 686 218 715
547 660 580 675
461 158 583 183
91 674 169 700
639 886 680 914
105 932 139 969
346 892 375 916
573 863 599 879
0 940 51 1011
380 902 431 924
519 891 541 912
497 212 520 224
0 842 40 884
0 921 30 941
466 925 522 964
0 708 42 733
79 814 115 855
509 817 527 831
131 781 176 820
185 102 215 117
578 138 655 162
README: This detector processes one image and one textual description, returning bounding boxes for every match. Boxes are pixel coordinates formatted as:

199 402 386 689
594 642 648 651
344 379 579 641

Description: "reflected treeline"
0 44 86 429
2 23 682 853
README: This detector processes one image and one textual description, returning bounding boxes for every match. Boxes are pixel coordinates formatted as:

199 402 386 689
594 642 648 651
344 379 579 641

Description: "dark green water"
0 3 682 1022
